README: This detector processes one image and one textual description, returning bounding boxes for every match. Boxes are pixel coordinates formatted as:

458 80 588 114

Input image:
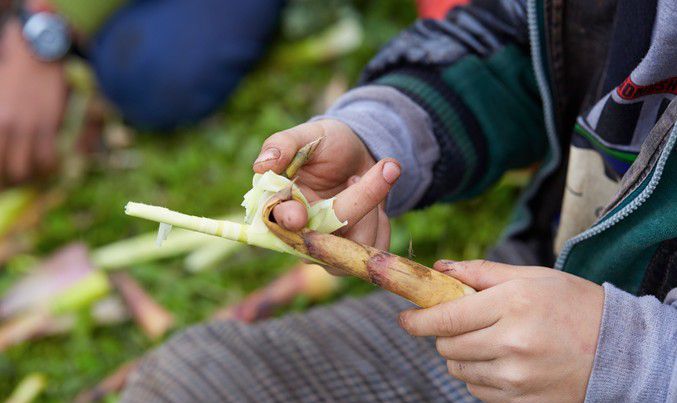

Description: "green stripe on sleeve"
441 45 547 195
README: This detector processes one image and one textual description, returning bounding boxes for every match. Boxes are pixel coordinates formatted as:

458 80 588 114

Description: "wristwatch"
20 8 70 61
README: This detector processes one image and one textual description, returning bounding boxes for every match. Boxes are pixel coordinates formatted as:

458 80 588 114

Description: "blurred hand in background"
0 18 65 186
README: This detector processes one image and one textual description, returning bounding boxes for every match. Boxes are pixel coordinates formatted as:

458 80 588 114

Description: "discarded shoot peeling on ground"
126 139 474 308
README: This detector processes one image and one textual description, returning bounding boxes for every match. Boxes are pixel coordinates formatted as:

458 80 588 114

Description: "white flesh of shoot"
129 171 346 257
156 223 173 246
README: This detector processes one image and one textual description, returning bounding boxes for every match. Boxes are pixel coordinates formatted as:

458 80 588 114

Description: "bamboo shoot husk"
108 272 174 340
5 373 46 403
213 263 340 322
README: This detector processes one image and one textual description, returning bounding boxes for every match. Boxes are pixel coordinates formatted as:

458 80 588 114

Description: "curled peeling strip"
242 171 345 234
308 198 346 233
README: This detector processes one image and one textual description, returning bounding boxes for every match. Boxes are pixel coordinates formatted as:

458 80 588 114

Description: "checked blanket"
122 291 478 402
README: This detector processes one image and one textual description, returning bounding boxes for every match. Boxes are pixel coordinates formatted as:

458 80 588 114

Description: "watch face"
22 12 70 61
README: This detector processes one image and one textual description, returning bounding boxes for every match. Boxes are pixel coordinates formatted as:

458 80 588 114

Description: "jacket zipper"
525 0 677 270
555 126 677 269
504 0 561 237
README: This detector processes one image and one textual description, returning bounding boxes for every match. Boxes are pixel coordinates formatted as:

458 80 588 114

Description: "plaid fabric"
121 291 478 402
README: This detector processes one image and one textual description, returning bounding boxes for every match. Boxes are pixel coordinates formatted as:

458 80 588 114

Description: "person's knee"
122 323 239 401
89 0 283 130
90 12 240 131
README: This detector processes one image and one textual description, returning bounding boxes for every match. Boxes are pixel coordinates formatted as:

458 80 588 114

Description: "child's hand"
399 260 604 403
254 119 400 251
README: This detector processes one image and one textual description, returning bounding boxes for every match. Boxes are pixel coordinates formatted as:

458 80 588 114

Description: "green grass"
0 1 523 400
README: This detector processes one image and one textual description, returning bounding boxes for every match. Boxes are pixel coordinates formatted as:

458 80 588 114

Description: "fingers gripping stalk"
262 188 475 307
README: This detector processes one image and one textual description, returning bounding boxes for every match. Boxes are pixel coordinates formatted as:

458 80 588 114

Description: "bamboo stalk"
0 188 36 237
124 136 323 258
0 313 79 352
124 203 309 260
50 271 110 315
0 243 93 319
1 245 108 320
108 272 174 340
0 311 50 352
92 225 228 270
184 238 242 272
262 192 475 307
5 373 46 403
0 189 64 266
0 297 128 352
0 271 111 352
213 263 340 322
126 137 473 308
125 197 473 307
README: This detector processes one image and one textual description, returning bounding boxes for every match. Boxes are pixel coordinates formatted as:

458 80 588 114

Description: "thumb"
254 121 326 174
433 259 544 291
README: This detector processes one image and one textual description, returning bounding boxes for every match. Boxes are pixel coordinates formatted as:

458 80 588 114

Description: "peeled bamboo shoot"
125 139 474 308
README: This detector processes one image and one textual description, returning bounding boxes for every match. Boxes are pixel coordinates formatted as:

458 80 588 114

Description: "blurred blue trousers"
89 0 284 130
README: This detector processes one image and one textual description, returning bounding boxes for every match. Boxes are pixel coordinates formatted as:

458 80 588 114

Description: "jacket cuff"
585 283 677 402
313 85 438 216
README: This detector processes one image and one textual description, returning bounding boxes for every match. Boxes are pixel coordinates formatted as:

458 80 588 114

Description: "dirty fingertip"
433 260 457 273
398 310 414 330
253 148 282 173
273 200 308 231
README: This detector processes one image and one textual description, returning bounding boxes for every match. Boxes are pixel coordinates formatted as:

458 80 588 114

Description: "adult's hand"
0 19 66 185
254 119 400 252
399 260 604 403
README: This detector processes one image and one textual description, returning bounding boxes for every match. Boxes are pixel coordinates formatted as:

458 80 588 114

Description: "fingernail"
382 161 400 184
398 312 409 329
349 175 361 185
435 260 457 274
254 148 280 165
